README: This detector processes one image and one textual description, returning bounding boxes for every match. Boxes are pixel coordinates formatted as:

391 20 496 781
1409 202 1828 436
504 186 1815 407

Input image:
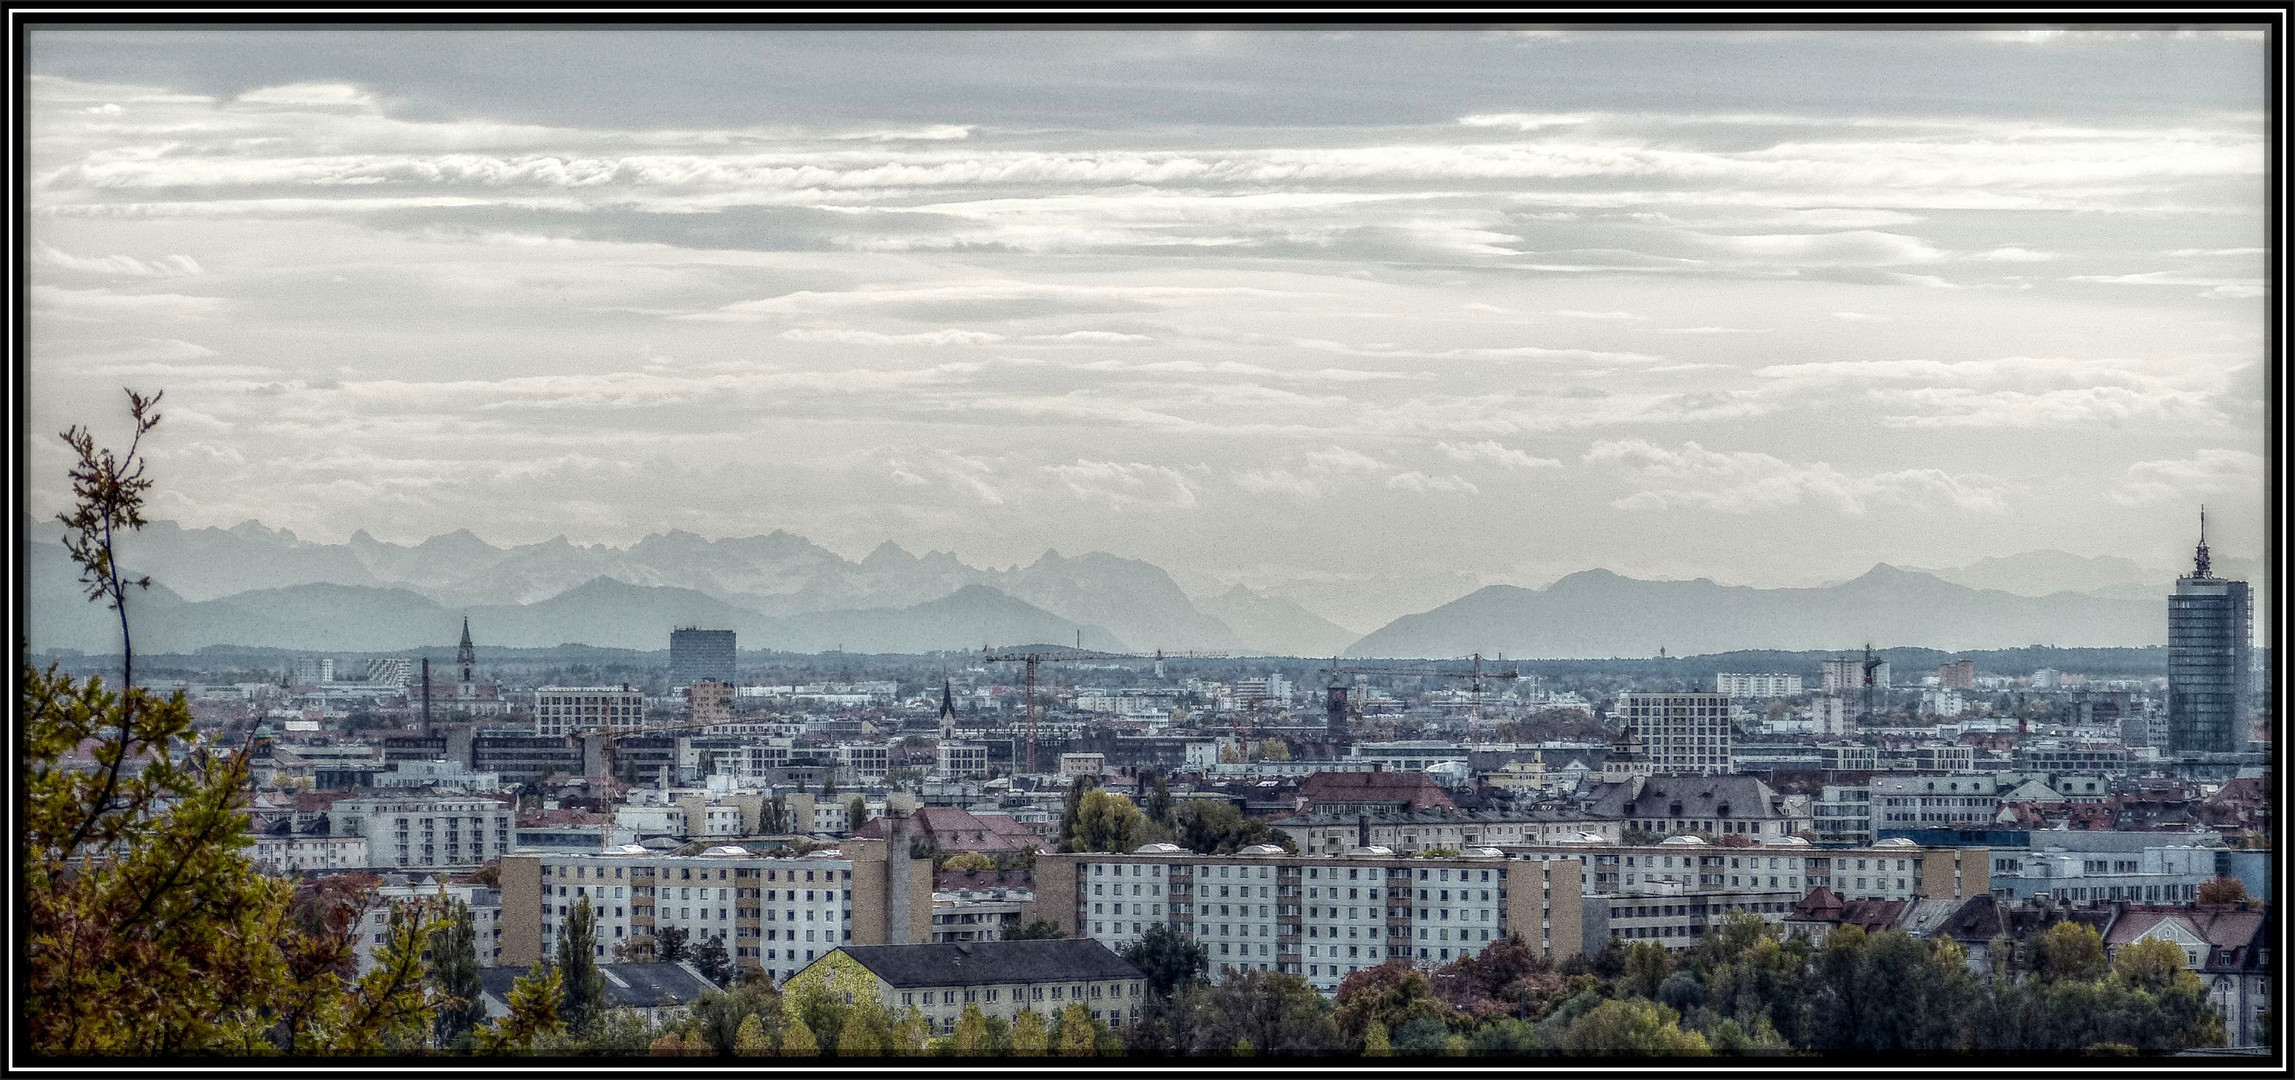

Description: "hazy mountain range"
20 516 2248 659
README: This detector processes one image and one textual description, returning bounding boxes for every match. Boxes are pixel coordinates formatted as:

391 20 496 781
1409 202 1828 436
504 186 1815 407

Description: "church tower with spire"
456 615 477 698
1600 716 1653 785
938 677 959 740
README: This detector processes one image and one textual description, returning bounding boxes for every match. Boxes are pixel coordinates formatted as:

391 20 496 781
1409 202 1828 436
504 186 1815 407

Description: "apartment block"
331 792 514 870
354 882 503 975
1713 672 1804 697
497 837 932 985
531 685 647 738
1615 693 1732 775
1035 846 1584 997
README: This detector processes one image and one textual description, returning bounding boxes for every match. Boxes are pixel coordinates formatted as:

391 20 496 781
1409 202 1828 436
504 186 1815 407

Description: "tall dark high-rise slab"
2168 511 2252 756
669 627 737 688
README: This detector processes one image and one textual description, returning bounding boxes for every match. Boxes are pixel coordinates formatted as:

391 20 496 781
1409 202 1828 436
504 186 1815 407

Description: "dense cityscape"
21 482 2271 1057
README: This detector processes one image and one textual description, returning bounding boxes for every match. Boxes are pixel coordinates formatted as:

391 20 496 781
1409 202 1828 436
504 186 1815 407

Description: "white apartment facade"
516 849 858 985
532 685 647 737
1713 673 1805 697
1616 693 1733 775
354 882 504 975
332 793 515 870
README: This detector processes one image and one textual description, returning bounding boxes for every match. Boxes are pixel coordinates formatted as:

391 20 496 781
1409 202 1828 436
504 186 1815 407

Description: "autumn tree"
2197 877 2250 905
23 389 443 1056
1554 999 1710 1055
944 851 995 873
1010 1008 1050 1055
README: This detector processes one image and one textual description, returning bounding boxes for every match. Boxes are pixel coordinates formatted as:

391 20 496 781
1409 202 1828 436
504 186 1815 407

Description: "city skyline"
24 27 2271 604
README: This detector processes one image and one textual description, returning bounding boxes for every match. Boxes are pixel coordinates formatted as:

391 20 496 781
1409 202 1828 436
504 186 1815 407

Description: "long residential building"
496 837 934 985
1271 807 1625 855
1036 845 1586 997
532 685 647 738
330 792 514 870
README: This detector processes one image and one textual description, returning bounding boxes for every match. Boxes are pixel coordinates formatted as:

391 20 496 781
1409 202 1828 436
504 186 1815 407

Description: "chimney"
885 791 918 944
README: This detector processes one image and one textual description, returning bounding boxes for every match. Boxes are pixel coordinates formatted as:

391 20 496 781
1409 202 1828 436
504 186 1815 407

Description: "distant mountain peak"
862 540 915 567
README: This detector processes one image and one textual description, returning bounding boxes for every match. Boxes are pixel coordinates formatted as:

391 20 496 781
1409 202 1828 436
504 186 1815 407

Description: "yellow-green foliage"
1059 1003 1098 1056
1010 1008 1049 1056
23 390 446 1056
782 950 882 1008
734 1013 773 1056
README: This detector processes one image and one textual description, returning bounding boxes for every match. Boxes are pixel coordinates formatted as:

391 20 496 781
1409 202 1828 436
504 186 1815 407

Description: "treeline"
1054 771 1293 855
1101 913 2226 1057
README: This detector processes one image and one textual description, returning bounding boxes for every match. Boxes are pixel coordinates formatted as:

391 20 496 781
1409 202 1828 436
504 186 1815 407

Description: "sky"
22 25 2275 625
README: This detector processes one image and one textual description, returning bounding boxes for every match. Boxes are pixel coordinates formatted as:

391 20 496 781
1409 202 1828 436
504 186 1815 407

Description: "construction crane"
1320 653 1522 737
982 646 1226 773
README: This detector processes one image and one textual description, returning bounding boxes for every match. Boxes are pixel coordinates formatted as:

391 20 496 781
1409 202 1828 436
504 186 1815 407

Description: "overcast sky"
23 25 2272 609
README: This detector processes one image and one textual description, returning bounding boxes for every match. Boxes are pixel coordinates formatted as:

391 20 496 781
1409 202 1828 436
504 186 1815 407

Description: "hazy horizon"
25 27 2271 613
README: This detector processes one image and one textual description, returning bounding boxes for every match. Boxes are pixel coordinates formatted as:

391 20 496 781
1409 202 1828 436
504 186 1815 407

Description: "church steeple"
2193 506 2213 579
938 677 958 739
456 615 477 685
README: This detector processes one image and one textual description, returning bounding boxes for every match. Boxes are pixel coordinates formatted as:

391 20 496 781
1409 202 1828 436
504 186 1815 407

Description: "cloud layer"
20 28 2269 625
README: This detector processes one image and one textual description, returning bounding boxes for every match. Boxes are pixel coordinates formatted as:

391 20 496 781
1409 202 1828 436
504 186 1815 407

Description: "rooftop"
829 939 1143 989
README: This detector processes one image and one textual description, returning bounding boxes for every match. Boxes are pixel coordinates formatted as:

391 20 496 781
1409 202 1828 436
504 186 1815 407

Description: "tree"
1554 998 1710 1055
779 1013 820 1056
431 899 489 1049
734 1014 772 1056
1169 799 1274 855
848 795 871 831
2034 921 2110 983
24 388 441 1056
1058 1003 1098 1056
949 1002 989 1055
1334 961 1447 1048
1071 789 1152 853
689 977 783 1054
1121 922 1210 998
1186 969 1345 1055
477 963 564 1053
1057 775 1090 850
893 1006 930 1055
2198 877 2250 904
837 999 892 1056
1258 738 1291 762
555 897 610 1031
653 924 691 964
944 851 995 873
1465 1017 1542 1055
692 935 733 986
1010 1008 1049 1055
1144 770 1174 826
1363 1019 1393 1056
561 1007 660 1054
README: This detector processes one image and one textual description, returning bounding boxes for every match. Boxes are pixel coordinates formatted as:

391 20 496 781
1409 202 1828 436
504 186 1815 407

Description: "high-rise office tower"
2168 510 2252 756
670 627 738 688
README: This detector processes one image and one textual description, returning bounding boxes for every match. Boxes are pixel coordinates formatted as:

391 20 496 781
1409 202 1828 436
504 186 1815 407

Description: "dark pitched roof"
1587 774 1790 820
480 962 716 1010
1297 771 1457 812
830 938 1143 989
